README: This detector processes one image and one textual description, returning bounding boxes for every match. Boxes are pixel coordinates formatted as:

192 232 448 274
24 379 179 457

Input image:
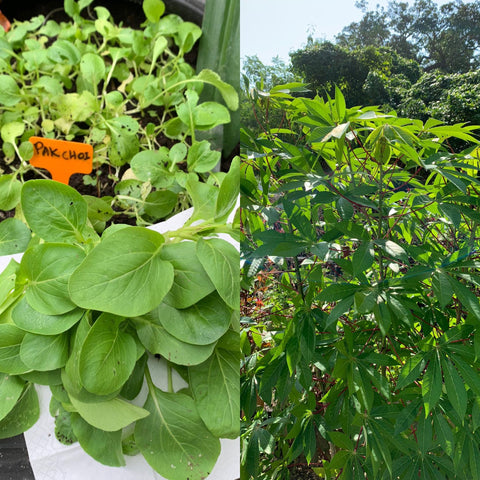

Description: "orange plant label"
29 137 93 185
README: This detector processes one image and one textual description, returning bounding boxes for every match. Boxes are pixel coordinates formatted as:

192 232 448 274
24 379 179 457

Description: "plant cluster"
0 159 239 479
0 0 238 226
241 84 480 479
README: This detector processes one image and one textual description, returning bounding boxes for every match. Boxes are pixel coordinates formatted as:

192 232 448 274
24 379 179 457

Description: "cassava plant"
241 83 480 479
0 156 239 480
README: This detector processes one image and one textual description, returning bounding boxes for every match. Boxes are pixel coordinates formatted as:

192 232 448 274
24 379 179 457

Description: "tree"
337 0 480 73
290 42 420 108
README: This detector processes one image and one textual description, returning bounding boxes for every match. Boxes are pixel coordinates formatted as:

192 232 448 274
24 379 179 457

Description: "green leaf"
434 414 454 457
12 298 83 335
0 175 22 210
441 357 467 421
416 413 433 454
317 283 364 302
187 140 221 173
21 180 88 243
215 156 239 221
20 333 69 371
0 383 39 439
135 387 220 480
0 75 21 106
0 218 31 255
69 227 174 317
196 69 239 111
160 241 215 309
80 53 105 87
69 395 149 432
450 355 480 397
19 243 85 315
422 356 442 417
143 190 177 219
431 271 452 308
189 349 239 438
396 353 427 391
143 0 165 22
159 292 231 345
447 274 480 321
0 373 25 422
186 177 219 222
374 239 408 262
0 324 29 374
78 313 136 395
196 238 239 310
71 413 125 467
134 312 216 366
352 241 374 277
1 121 25 144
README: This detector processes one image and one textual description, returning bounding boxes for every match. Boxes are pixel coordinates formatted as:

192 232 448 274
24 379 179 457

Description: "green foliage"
0 0 238 226
337 0 480 73
241 85 480 479
0 162 239 478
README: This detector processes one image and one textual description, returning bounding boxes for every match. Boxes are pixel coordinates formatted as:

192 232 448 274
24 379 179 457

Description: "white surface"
0 209 240 480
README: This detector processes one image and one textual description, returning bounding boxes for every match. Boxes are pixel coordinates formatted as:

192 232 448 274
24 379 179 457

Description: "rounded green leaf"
0 218 31 256
130 149 169 184
160 241 215 309
21 180 88 243
193 102 231 130
19 243 86 315
187 140 221 173
196 238 239 310
69 395 149 432
1 121 25 144
0 373 25 422
20 333 69 371
134 313 216 366
0 324 29 374
79 314 137 395
143 190 177 219
135 388 220 480
143 0 165 23
12 298 83 335
0 174 22 211
189 349 240 438
71 413 126 467
0 383 39 439
0 75 21 106
69 227 174 316
80 53 105 87
159 292 232 345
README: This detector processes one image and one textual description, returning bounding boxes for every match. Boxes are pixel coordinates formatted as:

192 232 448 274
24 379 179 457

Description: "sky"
240 0 471 65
